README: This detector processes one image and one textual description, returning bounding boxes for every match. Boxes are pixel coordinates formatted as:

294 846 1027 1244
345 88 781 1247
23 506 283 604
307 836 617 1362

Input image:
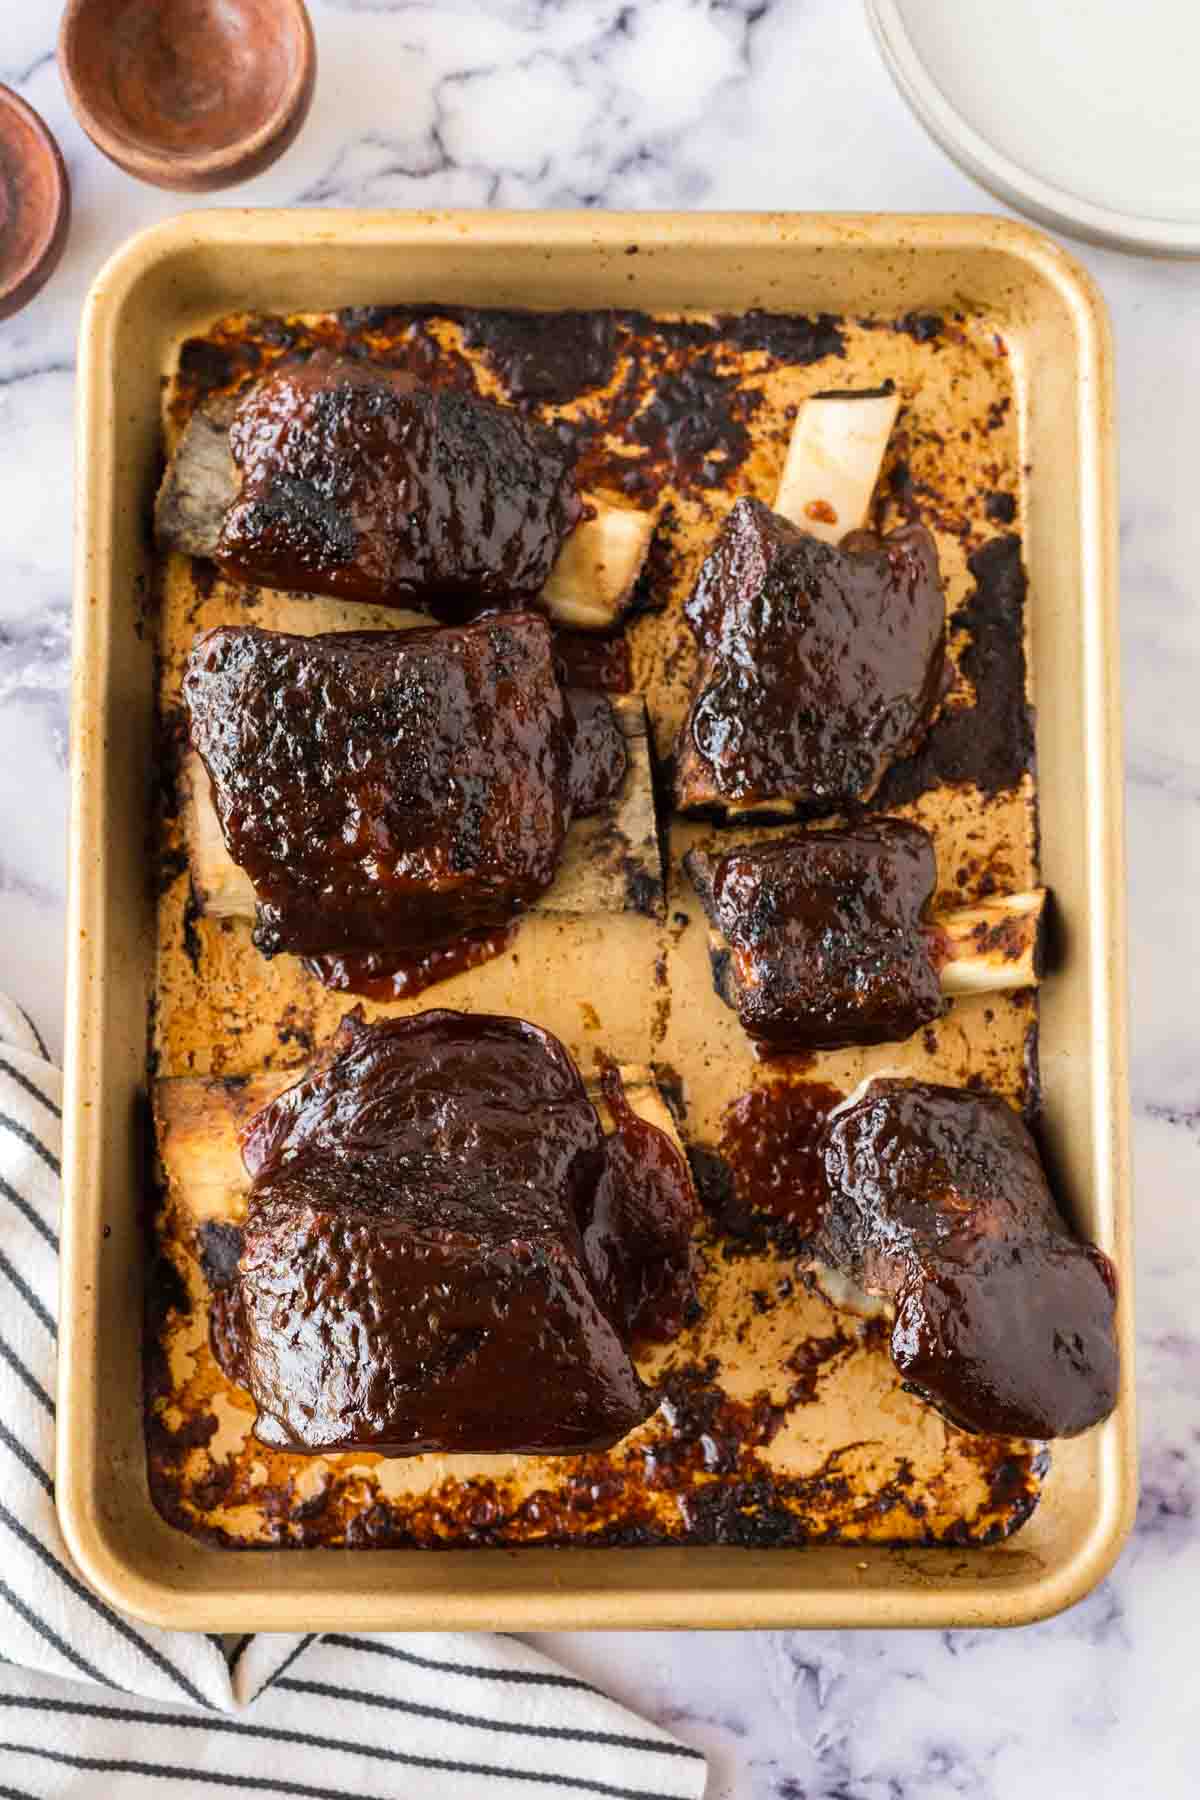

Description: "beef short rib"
686 821 943 1051
816 1080 1119 1439
216 352 582 612
237 1010 696 1456
183 612 603 959
675 499 945 813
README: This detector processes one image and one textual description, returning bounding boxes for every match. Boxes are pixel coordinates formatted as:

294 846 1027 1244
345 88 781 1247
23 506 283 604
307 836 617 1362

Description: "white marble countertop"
3 1 1196 1792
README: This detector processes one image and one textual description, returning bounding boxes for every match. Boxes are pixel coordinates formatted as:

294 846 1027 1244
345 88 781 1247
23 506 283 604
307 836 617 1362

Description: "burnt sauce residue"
456 309 619 404
875 534 1034 807
624 355 763 495
153 295 1047 1553
172 304 847 505
157 1234 1047 1549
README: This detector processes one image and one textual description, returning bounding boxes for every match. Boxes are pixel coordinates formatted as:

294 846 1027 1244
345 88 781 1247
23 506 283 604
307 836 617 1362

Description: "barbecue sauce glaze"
675 501 946 812
216 352 583 612
817 1079 1119 1439
234 1010 697 1456
184 613 626 982
687 820 943 1051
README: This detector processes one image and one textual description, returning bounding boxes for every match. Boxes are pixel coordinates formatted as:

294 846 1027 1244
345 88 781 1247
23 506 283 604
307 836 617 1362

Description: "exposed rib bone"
926 889 1047 995
540 505 656 628
773 389 901 540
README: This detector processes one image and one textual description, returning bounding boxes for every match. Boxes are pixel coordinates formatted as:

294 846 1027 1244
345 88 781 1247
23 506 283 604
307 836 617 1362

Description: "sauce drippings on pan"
303 926 519 1002
456 307 620 404
718 1080 844 1233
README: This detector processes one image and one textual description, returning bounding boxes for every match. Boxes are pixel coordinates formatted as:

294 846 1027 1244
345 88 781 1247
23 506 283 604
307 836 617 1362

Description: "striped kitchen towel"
0 994 708 1800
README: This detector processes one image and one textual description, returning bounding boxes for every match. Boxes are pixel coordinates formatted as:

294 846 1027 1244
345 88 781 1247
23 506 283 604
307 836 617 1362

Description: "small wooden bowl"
58 0 316 193
0 86 70 320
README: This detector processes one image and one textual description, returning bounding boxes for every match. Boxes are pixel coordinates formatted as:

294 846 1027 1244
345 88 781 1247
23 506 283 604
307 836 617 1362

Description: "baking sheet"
59 211 1132 1632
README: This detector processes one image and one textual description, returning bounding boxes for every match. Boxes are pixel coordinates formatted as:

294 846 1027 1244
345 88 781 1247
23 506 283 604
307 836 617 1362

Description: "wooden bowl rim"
57 0 316 187
0 83 71 313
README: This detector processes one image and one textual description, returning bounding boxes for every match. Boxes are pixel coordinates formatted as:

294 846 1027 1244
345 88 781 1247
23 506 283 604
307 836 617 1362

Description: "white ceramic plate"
868 0 1200 256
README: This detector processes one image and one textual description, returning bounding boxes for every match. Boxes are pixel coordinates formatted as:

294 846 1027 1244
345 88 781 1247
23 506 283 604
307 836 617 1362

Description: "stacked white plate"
868 0 1200 255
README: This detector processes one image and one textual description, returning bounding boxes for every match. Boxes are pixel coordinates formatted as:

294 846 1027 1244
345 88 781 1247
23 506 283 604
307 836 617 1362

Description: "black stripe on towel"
0 1173 57 1252
0 1113 60 1179
0 1734 691 1800
0 1744 392 1800
0 1056 61 1120
0 1577 116 1691
275 1675 703 1760
0 1330 54 1416
0 1500 213 1712
0 1245 55 1339
324 1632 594 1690
255 1634 318 1696
12 1005 49 1063
0 1417 53 1498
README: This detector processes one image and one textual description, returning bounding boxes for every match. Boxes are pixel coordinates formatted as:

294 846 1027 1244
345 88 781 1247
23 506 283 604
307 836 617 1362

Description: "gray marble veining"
2 1 1196 1792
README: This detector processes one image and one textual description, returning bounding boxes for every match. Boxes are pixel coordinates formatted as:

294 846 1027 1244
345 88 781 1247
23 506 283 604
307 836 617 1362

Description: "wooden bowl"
58 0 316 193
0 86 70 319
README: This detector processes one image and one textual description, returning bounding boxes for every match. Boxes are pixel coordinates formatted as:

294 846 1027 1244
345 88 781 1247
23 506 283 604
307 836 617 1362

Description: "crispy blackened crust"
816 1080 1119 1438
183 613 572 957
686 824 943 1051
216 353 583 612
675 501 946 813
